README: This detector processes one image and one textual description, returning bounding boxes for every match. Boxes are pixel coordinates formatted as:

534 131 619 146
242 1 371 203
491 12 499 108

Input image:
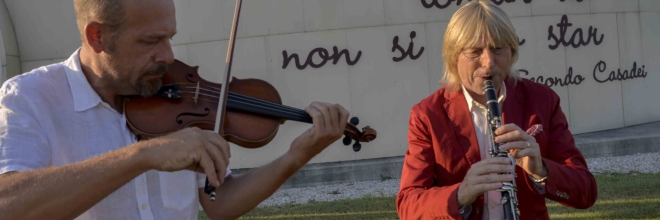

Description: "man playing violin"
0 0 350 219
396 1 597 220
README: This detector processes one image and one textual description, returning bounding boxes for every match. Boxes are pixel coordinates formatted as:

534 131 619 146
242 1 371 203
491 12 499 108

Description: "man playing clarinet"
396 1 597 219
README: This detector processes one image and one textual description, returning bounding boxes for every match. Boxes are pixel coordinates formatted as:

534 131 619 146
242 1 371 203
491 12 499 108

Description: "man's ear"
84 22 105 54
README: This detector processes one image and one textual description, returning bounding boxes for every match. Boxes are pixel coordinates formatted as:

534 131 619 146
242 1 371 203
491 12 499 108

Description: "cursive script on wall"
421 0 532 9
593 61 648 83
520 68 585 87
393 31 425 62
282 46 362 70
548 15 604 50
518 36 525 46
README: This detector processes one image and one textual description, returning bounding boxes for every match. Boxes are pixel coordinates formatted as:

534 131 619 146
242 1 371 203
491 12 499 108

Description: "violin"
122 0 377 201
122 60 377 150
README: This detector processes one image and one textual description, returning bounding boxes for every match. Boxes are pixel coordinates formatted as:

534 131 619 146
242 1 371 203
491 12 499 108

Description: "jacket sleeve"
396 105 464 220
522 91 598 209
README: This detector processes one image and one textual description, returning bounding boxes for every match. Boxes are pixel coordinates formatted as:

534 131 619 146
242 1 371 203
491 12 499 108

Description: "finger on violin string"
305 104 325 129
327 103 339 129
337 105 350 132
312 102 332 131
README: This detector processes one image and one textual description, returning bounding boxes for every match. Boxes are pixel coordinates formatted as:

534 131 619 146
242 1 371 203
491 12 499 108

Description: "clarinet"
483 77 520 220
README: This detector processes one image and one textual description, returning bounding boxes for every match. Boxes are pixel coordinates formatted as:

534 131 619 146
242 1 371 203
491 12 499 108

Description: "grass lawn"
199 172 660 219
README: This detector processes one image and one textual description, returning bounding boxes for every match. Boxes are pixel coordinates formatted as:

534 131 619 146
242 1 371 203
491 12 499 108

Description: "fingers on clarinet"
475 182 504 193
480 173 515 183
499 141 529 151
515 148 536 159
488 157 513 165
495 124 517 135
479 164 514 175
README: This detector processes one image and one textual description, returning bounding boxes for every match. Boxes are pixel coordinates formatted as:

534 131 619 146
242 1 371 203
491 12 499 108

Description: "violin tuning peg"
343 135 352 146
352 142 361 152
350 117 360 126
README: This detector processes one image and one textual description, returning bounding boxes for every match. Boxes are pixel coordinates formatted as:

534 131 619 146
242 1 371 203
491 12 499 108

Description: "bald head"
74 0 126 42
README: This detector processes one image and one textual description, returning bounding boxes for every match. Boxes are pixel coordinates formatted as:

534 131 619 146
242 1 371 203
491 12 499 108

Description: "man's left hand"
288 102 350 164
494 124 547 179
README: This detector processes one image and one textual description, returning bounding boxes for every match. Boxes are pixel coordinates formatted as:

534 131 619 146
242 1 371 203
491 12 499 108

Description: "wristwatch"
530 175 547 183
530 161 548 183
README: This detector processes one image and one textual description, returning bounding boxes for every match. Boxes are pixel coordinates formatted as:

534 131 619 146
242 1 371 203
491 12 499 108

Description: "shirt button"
142 204 147 210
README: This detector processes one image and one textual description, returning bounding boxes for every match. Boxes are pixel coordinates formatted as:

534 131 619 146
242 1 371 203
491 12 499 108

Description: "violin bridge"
194 81 200 107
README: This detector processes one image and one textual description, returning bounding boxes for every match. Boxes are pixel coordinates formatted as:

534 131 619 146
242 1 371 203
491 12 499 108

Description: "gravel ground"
255 152 660 207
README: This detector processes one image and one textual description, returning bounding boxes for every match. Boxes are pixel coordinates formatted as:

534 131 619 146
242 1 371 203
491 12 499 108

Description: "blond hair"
440 0 521 93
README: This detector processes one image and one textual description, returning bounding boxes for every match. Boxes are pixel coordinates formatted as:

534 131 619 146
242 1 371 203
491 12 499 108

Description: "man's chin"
135 80 162 97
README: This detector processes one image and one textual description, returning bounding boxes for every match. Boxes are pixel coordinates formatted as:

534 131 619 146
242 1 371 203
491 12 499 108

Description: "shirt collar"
462 81 507 111
64 48 103 112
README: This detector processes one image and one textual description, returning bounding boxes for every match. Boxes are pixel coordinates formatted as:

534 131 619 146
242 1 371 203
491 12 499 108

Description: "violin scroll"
342 117 377 152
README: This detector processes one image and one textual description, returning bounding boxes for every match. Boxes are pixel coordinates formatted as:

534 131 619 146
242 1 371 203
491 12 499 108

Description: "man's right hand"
138 127 230 188
457 157 515 206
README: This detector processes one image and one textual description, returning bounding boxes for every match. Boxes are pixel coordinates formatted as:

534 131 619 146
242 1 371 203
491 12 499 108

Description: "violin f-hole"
176 108 211 124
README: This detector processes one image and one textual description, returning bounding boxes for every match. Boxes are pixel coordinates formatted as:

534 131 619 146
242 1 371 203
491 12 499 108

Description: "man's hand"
457 157 515 206
139 127 230 187
288 102 350 163
495 124 547 179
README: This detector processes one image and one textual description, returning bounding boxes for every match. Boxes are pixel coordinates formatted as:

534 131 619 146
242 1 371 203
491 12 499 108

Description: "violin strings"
164 83 356 131
176 84 303 113
178 87 304 113
170 83 304 113
180 90 306 115
176 91 312 120
174 94 358 133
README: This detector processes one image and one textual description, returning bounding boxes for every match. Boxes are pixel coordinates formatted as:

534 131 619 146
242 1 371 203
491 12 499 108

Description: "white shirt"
460 83 545 220
0 48 230 220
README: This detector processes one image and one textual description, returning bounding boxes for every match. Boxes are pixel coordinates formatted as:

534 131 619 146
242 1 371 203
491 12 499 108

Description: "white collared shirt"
0 48 229 220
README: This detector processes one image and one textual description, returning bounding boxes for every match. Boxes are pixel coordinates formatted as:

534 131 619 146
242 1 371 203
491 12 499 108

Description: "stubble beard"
106 63 166 97
103 43 167 97
134 65 166 97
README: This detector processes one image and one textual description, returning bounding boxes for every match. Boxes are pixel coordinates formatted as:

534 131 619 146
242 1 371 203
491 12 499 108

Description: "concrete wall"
1 0 659 169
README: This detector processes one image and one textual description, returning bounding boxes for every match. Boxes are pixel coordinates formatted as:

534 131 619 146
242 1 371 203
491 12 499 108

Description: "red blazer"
396 78 597 220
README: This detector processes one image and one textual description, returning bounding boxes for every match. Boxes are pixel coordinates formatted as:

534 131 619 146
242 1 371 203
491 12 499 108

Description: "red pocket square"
526 124 543 136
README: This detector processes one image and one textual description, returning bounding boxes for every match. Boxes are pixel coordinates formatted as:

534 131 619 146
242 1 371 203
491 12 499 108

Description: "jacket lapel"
443 90 481 165
502 79 524 129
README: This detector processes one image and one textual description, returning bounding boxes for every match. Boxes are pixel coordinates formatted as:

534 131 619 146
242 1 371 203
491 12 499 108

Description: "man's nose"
480 49 496 69
155 40 175 65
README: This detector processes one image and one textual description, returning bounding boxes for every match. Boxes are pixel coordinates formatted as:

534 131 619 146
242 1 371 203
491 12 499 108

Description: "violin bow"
205 0 242 201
